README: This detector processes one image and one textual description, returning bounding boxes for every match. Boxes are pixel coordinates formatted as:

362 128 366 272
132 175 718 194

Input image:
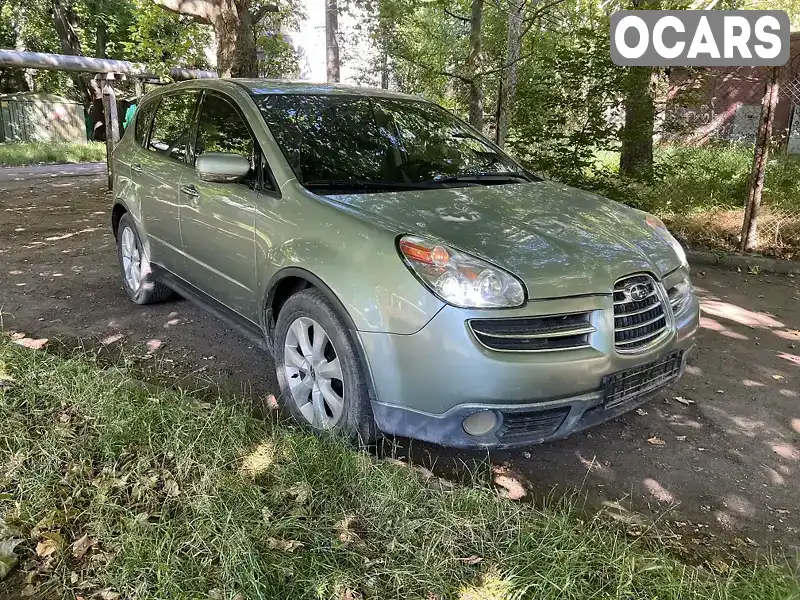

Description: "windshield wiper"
430 171 538 185
305 180 440 192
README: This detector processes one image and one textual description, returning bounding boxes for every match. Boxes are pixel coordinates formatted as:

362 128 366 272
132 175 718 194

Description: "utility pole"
98 72 121 191
741 66 780 252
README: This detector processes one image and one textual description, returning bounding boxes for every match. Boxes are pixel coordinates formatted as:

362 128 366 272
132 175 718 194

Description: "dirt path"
1 169 798 557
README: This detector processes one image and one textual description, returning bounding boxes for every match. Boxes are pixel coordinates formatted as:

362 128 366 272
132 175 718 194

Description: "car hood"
327 181 683 299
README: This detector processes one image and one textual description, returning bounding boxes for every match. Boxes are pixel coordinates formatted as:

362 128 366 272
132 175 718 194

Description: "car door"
136 90 200 274
179 91 268 321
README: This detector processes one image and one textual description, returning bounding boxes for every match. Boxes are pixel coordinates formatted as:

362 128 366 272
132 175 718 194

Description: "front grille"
497 407 570 442
602 350 683 409
469 312 595 352
613 274 668 352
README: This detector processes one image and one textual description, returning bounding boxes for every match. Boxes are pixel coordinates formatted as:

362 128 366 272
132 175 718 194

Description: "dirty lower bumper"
360 287 700 449
371 346 693 448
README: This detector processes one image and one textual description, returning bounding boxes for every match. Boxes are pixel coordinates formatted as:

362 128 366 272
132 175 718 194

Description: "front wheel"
274 288 378 444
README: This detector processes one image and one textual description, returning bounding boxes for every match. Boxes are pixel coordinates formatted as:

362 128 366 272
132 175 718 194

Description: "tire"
274 288 378 444
116 213 174 305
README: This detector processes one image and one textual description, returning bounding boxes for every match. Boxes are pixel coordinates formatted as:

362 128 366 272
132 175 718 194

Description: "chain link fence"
655 63 800 259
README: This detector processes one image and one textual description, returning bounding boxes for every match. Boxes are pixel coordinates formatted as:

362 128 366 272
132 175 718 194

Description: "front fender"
255 200 444 335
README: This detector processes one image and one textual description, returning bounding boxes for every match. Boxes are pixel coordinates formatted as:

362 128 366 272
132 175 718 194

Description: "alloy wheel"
120 226 142 292
283 316 345 429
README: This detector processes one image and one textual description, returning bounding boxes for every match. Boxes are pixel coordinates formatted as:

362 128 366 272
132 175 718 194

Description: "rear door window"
148 92 200 162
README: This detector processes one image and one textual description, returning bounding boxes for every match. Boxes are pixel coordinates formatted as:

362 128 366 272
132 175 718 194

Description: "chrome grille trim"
472 325 596 340
613 274 673 353
469 312 595 353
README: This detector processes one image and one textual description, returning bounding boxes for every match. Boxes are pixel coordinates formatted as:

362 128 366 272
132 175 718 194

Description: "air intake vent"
497 407 570 442
469 313 595 352
614 274 668 352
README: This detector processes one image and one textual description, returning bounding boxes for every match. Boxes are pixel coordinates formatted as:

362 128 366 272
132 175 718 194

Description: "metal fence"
656 64 800 258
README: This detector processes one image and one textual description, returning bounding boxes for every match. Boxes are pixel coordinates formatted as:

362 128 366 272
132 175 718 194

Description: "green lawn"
586 144 800 215
0 141 106 166
579 145 800 257
0 341 798 599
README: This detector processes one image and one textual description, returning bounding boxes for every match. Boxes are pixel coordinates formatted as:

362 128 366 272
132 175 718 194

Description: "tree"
325 0 340 82
51 0 103 106
466 0 483 129
149 0 277 77
619 64 655 178
495 0 523 147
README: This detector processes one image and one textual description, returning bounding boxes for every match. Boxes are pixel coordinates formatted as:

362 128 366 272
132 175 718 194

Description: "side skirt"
151 264 269 353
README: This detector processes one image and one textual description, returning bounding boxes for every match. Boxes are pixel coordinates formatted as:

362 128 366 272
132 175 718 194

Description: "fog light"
462 410 498 437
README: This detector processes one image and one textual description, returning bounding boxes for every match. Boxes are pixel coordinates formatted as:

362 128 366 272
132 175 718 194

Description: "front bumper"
360 287 700 449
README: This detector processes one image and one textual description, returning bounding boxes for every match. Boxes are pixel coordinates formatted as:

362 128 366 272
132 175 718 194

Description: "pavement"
0 162 106 183
1 164 798 557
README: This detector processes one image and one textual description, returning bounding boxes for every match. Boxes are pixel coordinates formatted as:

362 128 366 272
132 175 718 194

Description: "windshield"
253 93 535 192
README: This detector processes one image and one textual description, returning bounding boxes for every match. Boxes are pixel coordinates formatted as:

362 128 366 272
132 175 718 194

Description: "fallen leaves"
493 475 527 500
266 538 304 552
647 436 666 446
0 538 22 581
35 531 65 558
674 396 695 406
286 482 312 505
334 516 367 550
11 336 48 350
71 534 96 560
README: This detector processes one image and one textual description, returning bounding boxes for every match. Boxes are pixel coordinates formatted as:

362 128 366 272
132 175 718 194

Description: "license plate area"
603 350 683 410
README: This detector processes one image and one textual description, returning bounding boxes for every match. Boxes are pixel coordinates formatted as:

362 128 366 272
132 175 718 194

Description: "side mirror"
196 152 251 183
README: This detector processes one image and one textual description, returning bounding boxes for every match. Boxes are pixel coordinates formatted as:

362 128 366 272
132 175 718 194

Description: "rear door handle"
131 163 143 173
180 184 199 198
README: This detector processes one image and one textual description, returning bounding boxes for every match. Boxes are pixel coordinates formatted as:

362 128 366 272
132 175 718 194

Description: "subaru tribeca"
111 79 699 448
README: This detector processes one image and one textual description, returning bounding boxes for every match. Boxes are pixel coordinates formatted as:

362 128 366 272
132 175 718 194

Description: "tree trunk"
466 0 484 130
215 0 258 78
95 19 107 58
325 0 340 82
150 0 273 78
52 0 102 107
496 0 523 147
741 67 780 251
619 65 655 178
380 48 389 89
619 0 658 179
13 12 34 92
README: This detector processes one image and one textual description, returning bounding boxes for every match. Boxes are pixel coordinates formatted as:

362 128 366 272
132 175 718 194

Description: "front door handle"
180 184 199 198
131 163 143 173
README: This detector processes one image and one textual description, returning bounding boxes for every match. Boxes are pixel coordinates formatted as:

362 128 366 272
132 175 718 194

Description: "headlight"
645 215 689 270
667 277 693 314
398 235 526 308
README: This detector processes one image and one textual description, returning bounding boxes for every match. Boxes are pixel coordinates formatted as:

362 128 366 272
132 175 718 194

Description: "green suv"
111 79 699 448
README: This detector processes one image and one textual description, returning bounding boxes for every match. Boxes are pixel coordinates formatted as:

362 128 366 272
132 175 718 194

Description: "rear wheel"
116 213 174 305
274 288 377 444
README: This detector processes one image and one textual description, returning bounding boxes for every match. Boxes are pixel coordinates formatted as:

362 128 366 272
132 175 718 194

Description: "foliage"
0 141 106 165
2 341 799 598
122 0 211 74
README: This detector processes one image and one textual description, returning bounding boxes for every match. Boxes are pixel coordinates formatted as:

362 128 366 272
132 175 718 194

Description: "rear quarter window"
134 100 158 148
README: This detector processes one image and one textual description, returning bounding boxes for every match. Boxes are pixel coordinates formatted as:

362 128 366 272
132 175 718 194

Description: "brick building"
664 32 800 151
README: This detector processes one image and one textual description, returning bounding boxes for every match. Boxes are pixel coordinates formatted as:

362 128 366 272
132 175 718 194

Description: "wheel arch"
111 200 129 239
263 267 377 403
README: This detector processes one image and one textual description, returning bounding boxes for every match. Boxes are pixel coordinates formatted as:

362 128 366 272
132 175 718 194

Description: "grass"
1 341 799 600
0 141 106 166
579 144 800 257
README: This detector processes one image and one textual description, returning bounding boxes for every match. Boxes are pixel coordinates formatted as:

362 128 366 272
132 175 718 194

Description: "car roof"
151 78 428 103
